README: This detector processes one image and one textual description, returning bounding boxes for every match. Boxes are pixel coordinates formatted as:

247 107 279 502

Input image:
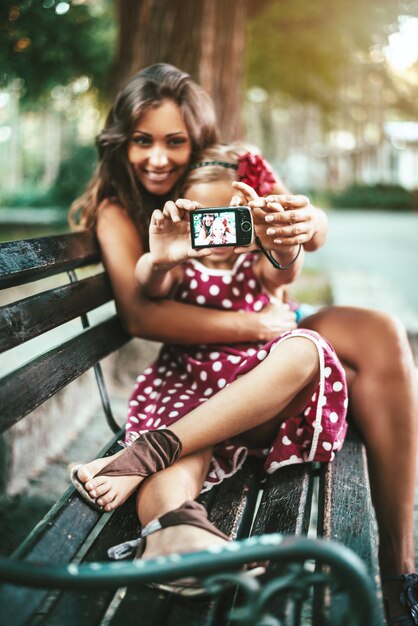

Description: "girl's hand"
259 194 320 247
149 199 212 268
255 300 297 341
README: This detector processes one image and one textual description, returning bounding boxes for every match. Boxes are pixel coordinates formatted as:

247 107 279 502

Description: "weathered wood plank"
0 232 100 289
0 272 113 353
316 427 384 626
0 316 130 432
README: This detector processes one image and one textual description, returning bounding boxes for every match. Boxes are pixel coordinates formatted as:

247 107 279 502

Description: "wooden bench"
0 231 383 626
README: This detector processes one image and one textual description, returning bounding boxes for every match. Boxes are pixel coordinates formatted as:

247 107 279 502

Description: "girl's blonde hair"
182 144 246 195
69 64 220 248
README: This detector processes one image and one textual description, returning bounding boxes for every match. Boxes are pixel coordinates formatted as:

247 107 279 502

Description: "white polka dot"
174 402 184 408
282 435 292 445
145 404 155 412
209 352 220 360
253 301 263 311
344 398 349 408
166 370 173 377
158 407 166 414
129 400 139 406
322 441 332 451
222 274 232 284
201 273 209 282
248 279 256 288
232 287 240 297
145 418 154 427
185 268 195 277
209 284 220 296
218 378 227 388
174 383 183 388
169 411 179 418
239 359 248 368
144 386 153 394
154 418 161 428
212 361 222 372
191 382 198 390
136 375 146 383
154 378 162 386
247 348 256 356
150 391 158 399
304 406 311 416
245 294 254 304
162 397 170 404
157 366 166 374
168 389 176 394
222 299 232 308
257 349 268 361
237 272 245 281
144 367 153 375
227 355 241 364
136 395 146 402
324 366 332 378
200 371 208 381
333 381 343 392
203 388 213 396
180 394 189 400
130 416 139 423
329 412 339 423
196 295 206 305
189 279 198 289
180 291 188 299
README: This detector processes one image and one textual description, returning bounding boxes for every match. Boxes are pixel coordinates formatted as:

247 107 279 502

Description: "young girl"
72 146 348 580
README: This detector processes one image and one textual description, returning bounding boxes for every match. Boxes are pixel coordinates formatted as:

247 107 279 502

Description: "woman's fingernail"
266 227 276 235
265 215 274 222
273 239 282 244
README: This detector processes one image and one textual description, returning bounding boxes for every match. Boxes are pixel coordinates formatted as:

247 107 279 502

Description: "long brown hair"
69 64 220 246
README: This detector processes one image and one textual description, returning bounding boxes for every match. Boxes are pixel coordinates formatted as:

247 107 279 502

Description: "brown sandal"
108 500 265 597
70 429 182 512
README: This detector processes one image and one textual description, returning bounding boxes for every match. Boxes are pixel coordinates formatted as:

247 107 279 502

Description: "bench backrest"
0 231 131 435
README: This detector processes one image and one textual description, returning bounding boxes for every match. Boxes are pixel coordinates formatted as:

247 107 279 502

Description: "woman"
70 63 417 623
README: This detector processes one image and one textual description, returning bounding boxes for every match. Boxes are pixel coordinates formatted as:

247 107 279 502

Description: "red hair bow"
237 152 276 196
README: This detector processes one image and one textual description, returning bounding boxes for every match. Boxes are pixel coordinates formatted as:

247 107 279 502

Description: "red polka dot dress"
125 253 348 491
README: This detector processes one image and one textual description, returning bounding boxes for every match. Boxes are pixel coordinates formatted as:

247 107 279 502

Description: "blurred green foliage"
0 0 115 105
315 183 418 210
2 143 97 208
247 0 416 109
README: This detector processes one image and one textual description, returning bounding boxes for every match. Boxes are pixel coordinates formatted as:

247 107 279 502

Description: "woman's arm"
96 200 286 344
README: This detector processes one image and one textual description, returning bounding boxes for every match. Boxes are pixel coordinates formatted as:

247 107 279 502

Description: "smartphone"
190 206 253 249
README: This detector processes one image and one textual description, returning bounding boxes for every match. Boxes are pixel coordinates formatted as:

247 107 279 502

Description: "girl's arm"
96 200 285 344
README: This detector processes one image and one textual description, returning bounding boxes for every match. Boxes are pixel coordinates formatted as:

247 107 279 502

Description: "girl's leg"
80 335 320 509
302 306 418 621
137 447 227 558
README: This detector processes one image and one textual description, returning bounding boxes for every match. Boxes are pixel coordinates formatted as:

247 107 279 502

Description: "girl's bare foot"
76 451 144 512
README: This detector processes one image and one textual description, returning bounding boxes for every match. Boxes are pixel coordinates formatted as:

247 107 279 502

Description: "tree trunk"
113 0 249 141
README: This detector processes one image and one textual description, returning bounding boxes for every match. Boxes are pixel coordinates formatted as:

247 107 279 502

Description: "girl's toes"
97 490 115 508
91 482 111 498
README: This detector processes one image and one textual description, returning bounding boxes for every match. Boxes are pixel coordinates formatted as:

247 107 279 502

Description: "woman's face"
128 99 192 196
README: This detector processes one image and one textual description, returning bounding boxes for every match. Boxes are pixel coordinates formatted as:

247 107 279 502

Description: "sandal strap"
95 429 182 478
107 500 228 560
383 573 418 626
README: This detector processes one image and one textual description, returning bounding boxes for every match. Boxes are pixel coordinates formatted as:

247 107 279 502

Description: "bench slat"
0 316 130 432
0 232 100 289
0 273 113 353
317 428 384 626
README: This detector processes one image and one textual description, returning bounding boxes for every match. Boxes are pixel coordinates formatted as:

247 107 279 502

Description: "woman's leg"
79 335 320 510
137 448 228 558
302 306 418 620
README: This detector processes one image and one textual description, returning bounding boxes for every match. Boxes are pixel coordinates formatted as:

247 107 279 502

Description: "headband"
188 152 276 196
188 160 238 171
